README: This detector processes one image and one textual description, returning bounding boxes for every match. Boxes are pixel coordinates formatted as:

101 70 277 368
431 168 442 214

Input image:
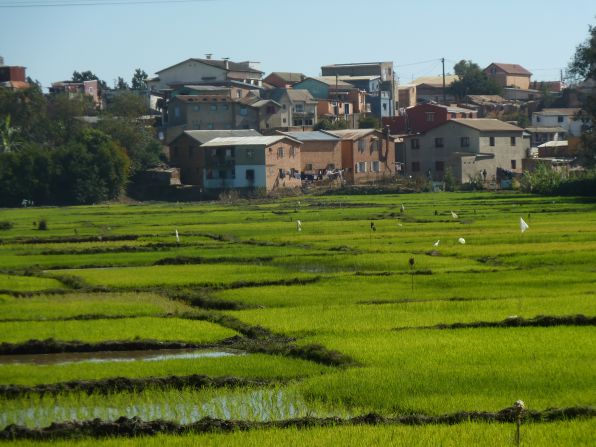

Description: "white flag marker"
175 229 180 243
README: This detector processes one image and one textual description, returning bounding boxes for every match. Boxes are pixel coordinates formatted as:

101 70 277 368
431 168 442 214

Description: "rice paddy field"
0 191 594 445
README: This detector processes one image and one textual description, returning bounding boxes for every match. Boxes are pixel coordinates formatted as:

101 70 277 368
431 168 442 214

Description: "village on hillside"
1 55 591 199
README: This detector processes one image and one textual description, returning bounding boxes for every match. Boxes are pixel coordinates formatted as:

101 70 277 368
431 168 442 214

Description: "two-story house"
398 119 528 184
383 103 477 135
168 129 261 186
166 94 281 141
278 130 342 177
484 63 532 90
264 89 318 129
147 56 264 92
326 129 397 184
200 135 302 192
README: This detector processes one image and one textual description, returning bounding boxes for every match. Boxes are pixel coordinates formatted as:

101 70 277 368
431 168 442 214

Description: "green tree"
314 117 349 130
72 70 108 90
0 85 49 144
567 24 596 167
131 68 148 90
0 115 22 153
358 115 380 129
450 60 501 100
51 129 129 204
115 76 130 90
106 91 147 118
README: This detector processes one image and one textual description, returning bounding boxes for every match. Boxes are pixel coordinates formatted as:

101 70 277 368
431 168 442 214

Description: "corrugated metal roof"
280 131 340 141
267 72 305 82
452 119 523 132
201 135 301 147
538 140 569 148
308 77 356 88
287 89 316 102
524 126 567 133
325 129 377 140
182 130 261 144
156 58 263 75
534 108 581 116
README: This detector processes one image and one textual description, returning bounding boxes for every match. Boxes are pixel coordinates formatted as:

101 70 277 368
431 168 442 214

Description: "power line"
0 0 214 7
395 58 442 68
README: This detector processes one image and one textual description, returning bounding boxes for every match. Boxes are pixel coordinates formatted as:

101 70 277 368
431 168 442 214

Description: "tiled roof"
485 63 532 76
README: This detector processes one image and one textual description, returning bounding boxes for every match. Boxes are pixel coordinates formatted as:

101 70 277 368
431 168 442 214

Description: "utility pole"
441 57 446 105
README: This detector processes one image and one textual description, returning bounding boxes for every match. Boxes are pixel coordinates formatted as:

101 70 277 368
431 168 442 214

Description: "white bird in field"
458 237 466 244
400 203 405 212
175 229 180 243
520 217 529 233
296 220 302 232
433 240 440 247
451 211 458 219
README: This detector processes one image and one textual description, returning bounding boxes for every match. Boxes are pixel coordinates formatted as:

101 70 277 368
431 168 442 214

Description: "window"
451 113 456 118
305 164 313 171
207 123 214 129
536 116 541 123
411 138 420 149
426 112 435 122
289 146 297 157
193 105 200 111
221 104 229 111
511 160 517 169
372 161 380 172
305 118 313 126
383 103 387 111
358 140 365 152
489 136 495 146
435 161 445 171
246 169 255 181
277 147 284 158
356 161 367 173
294 104 304 113
411 161 420 172
219 170 227 179
174 107 180 118
240 107 248 116
210 104 217 111
461 137 470 148
435 137 444 148
225 148 234 158
557 115 564 123
246 149 254 159
510 136 516 146
327 163 336 170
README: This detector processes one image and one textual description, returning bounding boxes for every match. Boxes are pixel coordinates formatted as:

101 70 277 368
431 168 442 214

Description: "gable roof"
287 89 316 102
534 108 581 116
201 135 301 147
300 77 355 88
156 58 263 75
325 129 378 140
266 72 305 83
485 63 532 76
278 130 340 142
452 118 523 132
411 75 459 88
176 129 261 145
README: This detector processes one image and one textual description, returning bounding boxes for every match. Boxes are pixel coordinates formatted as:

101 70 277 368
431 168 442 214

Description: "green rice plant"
0 354 331 386
0 317 237 345
0 273 63 292
47 265 318 289
0 292 194 321
296 327 596 414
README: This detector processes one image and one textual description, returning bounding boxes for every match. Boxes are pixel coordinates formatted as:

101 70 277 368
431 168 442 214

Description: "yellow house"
484 63 532 90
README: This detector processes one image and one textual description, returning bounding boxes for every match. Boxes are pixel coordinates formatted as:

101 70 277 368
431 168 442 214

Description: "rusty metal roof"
453 119 523 132
201 135 302 147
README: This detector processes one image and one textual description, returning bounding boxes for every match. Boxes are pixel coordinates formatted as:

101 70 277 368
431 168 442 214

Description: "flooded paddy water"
0 348 243 366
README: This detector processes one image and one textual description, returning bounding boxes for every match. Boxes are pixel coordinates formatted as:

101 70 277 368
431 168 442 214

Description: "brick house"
326 129 396 184
484 63 532 90
398 119 528 183
383 103 477 134
168 129 261 186
200 135 302 192
277 131 342 177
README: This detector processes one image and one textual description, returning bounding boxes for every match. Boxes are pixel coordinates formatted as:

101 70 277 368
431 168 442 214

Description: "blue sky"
0 0 593 90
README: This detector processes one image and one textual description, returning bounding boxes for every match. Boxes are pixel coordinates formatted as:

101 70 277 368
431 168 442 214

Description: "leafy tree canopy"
450 60 501 100
72 70 108 90
567 24 596 167
131 69 148 90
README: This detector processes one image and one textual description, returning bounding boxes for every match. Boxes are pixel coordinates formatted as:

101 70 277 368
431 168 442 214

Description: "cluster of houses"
1 55 587 194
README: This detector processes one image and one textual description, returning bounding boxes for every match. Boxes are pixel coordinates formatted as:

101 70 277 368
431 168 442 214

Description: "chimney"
223 57 229 69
